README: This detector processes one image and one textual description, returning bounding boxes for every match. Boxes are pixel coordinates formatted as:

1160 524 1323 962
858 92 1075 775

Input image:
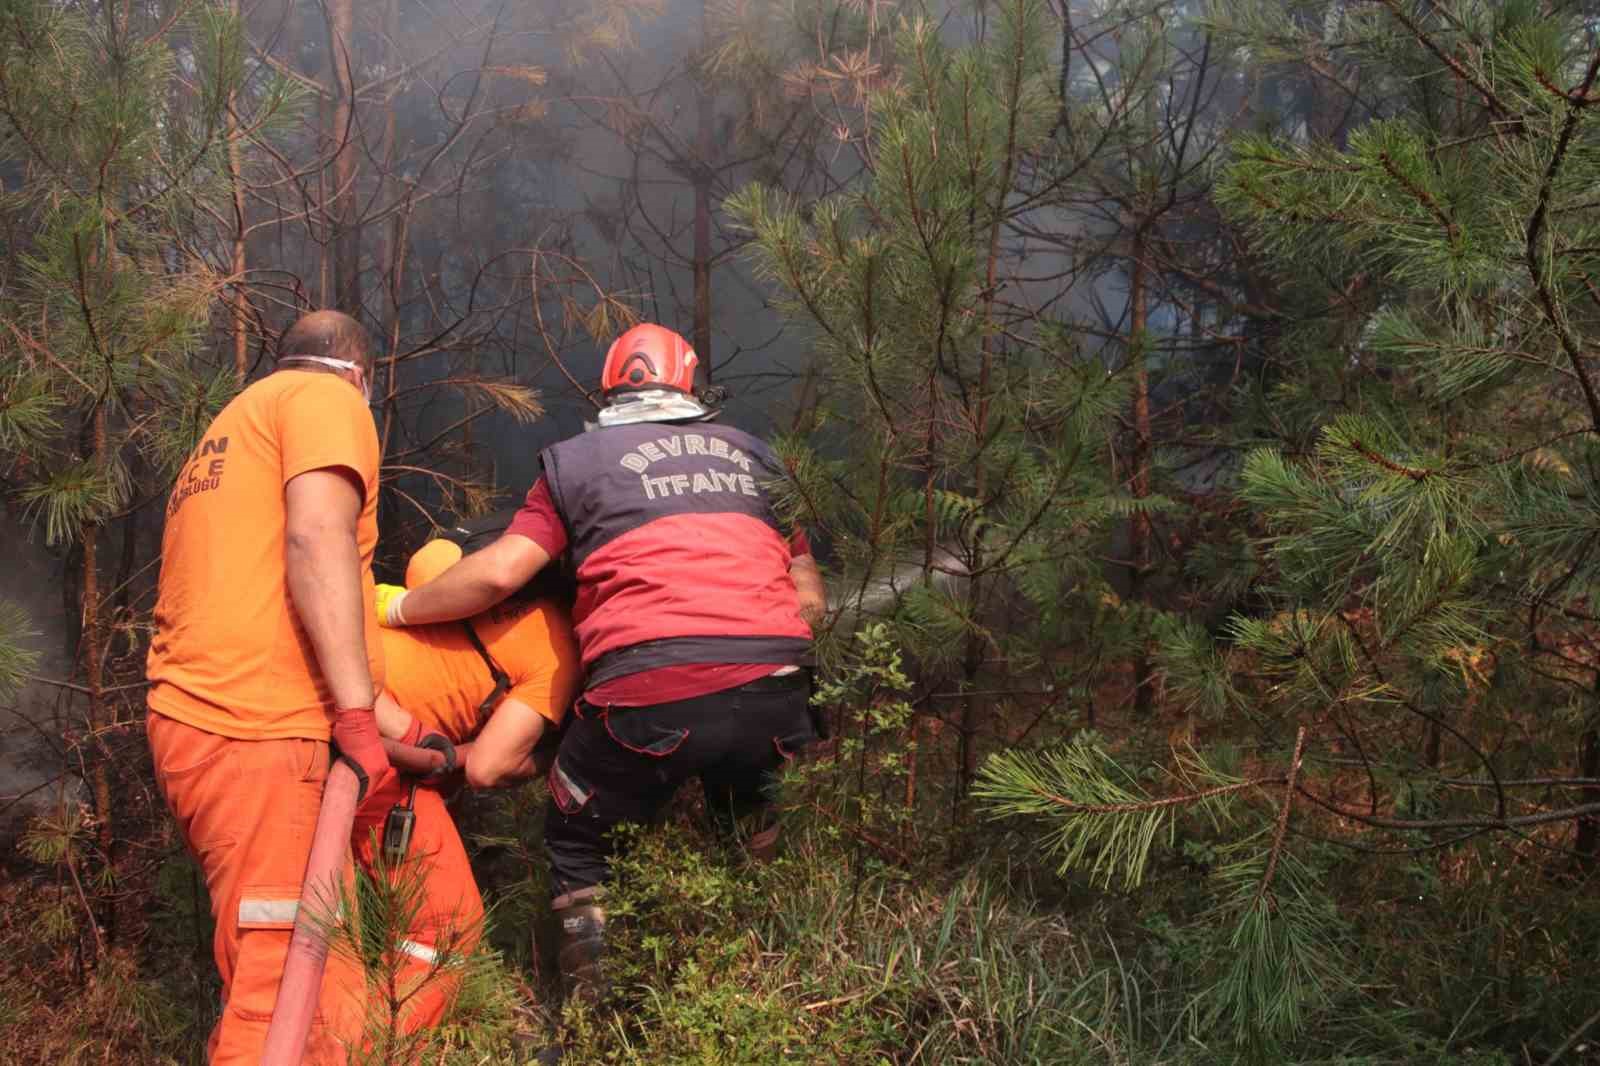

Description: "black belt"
738 668 811 693
578 667 811 715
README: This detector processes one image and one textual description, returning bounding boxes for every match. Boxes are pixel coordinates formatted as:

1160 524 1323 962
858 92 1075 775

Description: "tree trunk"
82 403 114 948
902 715 918 853
1128 225 1155 716
1576 716 1600 867
318 93 333 308
110 437 144 651
375 0 407 569
375 230 405 571
692 164 712 371
789 360 822 435
692 3 714 372
326 0 360 315
227 0 249 382
375 0 401 453
956 48 1024 803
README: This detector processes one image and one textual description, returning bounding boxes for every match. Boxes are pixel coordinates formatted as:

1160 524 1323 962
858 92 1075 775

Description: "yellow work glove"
374 583 410 627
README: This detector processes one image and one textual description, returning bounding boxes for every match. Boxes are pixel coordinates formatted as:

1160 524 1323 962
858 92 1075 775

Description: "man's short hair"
278 310 374 375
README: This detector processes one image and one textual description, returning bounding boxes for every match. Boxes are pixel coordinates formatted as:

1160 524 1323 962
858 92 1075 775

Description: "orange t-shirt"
379 597 579 745
145 370 384 741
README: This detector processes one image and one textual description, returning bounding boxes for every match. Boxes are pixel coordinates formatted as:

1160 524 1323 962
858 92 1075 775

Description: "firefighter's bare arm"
373 688 458 775
373 689 412 739
464 696 548 789
285 468 375 709
286 466 388 796
382 533 550 626
790 553 827 632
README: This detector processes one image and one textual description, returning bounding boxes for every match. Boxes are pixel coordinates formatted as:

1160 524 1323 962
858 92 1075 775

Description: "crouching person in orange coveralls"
353 536 580 1031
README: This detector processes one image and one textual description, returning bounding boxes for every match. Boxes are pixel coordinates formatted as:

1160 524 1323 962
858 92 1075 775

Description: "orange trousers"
147 711 368 1065
350 769 485 1033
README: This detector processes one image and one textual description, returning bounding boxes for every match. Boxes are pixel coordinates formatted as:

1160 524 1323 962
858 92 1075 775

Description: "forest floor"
4 690 1600 1065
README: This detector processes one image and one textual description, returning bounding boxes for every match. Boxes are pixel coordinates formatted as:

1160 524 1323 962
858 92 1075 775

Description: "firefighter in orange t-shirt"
349 537 579 1031
145 311 392 1066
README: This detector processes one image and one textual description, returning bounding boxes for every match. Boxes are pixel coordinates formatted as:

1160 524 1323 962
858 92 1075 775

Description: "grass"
553 818 1132 1065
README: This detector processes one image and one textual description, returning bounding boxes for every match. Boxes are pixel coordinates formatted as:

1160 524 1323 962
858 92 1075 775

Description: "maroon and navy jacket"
538 421 814 687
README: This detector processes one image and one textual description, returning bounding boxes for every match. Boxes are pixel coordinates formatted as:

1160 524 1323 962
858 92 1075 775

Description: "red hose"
259 760 361 1066
260 739 466 1065
383 736 472 776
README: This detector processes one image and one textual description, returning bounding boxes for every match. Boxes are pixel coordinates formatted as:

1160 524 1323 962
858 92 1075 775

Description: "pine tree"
1207 0 1600 866
730 0 1141 819
1020 0 1249 716
0 0 296 954
563 0 835 381
979 0 1600 1056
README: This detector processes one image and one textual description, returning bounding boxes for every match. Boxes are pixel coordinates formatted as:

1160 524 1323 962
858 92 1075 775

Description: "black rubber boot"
552 885 608 1007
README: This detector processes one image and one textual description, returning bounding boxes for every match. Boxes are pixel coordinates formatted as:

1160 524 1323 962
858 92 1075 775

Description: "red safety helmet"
600 323 701 398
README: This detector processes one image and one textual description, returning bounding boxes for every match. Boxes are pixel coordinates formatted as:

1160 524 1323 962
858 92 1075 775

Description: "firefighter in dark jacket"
375 322 827 1002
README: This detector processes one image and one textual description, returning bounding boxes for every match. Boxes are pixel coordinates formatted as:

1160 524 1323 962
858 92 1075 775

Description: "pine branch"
1342 436 1431 481
1376 150 1457 246
2 318 95 396
1012 774 1278 818
1524 44 1600 433
0 601 41 701
977 740 1282 890
1375 0 1510 122
1255 725 1306 907
1295 786 1600 832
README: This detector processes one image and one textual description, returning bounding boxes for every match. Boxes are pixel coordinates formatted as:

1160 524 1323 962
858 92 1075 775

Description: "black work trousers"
543 669 816 894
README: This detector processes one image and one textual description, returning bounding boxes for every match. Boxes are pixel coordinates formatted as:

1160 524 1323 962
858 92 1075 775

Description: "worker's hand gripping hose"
259 737 464 1065
384 736 469 775
399 717 458 778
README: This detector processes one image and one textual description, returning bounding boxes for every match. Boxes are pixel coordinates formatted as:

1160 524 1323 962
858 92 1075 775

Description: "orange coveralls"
352 591 578 1029
144 371 383 1065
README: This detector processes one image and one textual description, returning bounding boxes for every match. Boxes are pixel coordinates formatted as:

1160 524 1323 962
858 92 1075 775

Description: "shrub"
561 818 1129 1065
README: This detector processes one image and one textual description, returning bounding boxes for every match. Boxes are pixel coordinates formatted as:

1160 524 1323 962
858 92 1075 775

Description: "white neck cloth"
591 389 715 429
281 355 361 374
280 355 370 402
